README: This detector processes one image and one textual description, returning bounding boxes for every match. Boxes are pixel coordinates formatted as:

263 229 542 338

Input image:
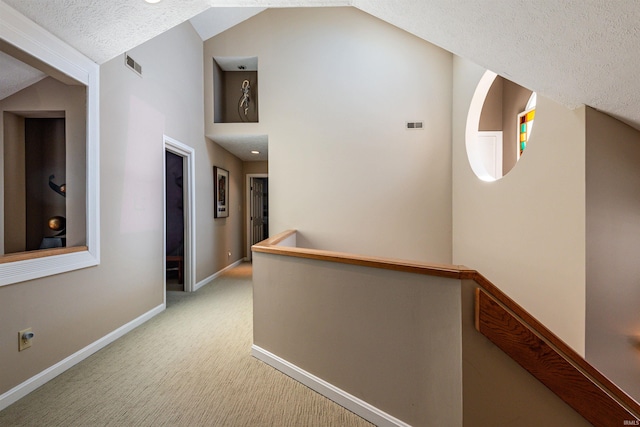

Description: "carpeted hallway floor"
0 263 373 426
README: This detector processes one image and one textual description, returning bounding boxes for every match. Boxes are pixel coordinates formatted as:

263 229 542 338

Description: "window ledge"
0 246 97 287
0 246 88 264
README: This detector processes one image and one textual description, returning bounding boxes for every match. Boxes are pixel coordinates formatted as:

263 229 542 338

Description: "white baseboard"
0 303 165 411
251 345 411 427
194 259 244 291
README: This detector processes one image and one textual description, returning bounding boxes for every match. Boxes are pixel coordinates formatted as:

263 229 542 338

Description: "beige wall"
202 139 245 277
243 161 268 176
253 251 463 426
452 57 587 353
2 112 25 253
0 21 241 396
478 77 503 131
585 107 640 401
205 7 454 263
253 246 591 426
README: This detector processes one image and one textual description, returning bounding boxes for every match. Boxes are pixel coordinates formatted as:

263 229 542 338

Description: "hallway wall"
0 20 238 397
586 107 640 400
202 139 244 280
204 7 454 263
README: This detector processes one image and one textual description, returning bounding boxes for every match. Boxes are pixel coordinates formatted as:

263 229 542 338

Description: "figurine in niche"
40 175 66 249
49 174 66 197
39 216 66 249
48 215 66 236
239 79 251 120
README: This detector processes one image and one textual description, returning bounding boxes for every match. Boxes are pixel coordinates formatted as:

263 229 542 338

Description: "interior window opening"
466 71 536 181
0 5 98 287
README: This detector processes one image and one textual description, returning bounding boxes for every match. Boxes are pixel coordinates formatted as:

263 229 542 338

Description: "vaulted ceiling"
2 0 640 130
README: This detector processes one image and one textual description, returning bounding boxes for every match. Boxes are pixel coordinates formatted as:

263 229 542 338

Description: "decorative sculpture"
47 215 66 236
239 79 251 120
43 175 66 247
48 174 66 197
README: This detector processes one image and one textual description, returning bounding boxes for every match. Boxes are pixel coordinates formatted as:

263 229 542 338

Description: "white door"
251 178 265 245
477 131 503 180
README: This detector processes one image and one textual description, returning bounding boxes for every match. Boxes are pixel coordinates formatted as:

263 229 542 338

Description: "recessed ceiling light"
145 0 162 3
251 150 260 154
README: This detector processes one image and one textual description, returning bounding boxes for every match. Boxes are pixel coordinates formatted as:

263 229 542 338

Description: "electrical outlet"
19 328 34 351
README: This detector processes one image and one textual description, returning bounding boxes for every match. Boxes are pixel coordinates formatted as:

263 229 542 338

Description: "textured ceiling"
0 51 46 100
1 0 349 64
189 7 265 41
2 0 640 131
354 0 640 129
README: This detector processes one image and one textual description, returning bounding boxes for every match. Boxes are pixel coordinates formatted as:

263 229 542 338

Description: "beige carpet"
0 263 373 427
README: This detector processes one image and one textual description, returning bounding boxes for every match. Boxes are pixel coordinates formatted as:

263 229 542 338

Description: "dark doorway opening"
166 150 184 291
251 177 269 245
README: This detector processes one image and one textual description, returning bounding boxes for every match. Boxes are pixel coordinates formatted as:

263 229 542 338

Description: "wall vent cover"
125 53 142 76
406 121 424 129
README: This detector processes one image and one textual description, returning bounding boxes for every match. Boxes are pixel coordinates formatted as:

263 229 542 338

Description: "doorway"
164 136 195 295
246 174 269 260
165 151 184 291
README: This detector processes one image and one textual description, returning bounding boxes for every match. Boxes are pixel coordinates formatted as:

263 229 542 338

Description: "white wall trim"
164 135 196 293
251 345 412 427
194 259 244 292
0 2 100 286
0 303 165 411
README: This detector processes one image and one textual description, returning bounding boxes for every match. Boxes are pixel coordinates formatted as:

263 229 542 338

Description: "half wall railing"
252 230 640 426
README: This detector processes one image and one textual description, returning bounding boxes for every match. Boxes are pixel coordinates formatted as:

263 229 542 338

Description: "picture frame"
214 166 229 218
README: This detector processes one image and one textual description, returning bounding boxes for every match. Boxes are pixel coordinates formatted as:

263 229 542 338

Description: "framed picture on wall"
214 166 229 218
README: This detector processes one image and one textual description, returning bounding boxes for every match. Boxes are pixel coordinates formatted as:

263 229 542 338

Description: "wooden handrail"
476 289 639 426
472 272 640 419
253 230 640 423
253 230 477 280
258 229 297 246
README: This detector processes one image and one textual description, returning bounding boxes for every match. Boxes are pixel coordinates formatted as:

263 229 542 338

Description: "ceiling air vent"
406 121 424 130
124 53 142 76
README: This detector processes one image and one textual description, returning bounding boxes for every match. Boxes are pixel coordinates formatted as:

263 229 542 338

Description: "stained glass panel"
517 108 535 158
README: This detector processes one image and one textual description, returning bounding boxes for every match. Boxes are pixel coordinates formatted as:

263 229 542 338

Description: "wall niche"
4 114 67 253
213 56 259 123
1 74 87 256
25 117 66 250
